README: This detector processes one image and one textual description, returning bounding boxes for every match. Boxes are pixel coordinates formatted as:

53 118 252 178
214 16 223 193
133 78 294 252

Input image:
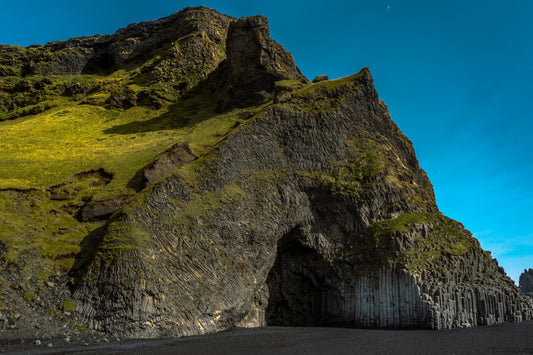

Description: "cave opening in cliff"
265 227 339 326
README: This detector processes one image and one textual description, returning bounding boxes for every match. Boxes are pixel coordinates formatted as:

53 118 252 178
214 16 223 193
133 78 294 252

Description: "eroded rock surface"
76 196 131 222
223 16 307 107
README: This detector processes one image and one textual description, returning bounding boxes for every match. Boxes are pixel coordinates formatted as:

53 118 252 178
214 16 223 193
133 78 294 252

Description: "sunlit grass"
0 94 245 195
0 84 252 277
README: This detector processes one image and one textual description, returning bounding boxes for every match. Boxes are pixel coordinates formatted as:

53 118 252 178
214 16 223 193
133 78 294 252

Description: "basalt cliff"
0 7 531 339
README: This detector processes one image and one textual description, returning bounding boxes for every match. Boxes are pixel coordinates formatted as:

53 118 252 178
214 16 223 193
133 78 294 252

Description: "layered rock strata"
72 14 533 336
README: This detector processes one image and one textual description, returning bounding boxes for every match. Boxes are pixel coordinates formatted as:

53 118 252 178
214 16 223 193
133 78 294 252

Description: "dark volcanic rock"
520 269 533 297
107 85 137 109
76 196 131 222
73 66 533 337
141 142 198 189
223 16 308 107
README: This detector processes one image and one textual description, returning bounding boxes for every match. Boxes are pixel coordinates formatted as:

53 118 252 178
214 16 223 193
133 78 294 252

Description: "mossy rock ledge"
0 6 531 339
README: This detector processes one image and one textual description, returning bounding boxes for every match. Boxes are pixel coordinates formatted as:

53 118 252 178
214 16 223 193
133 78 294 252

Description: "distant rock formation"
520 269 533 297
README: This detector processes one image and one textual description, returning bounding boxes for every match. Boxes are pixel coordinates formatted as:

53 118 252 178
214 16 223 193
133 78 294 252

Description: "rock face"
76 196 131 222
71 14 533 335
520 269 533 297
223 16 307 107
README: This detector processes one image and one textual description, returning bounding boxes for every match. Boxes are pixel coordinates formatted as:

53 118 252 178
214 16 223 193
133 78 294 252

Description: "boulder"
107 85 137 109
76 196 131 222
140 142 198 189
312 75 329 83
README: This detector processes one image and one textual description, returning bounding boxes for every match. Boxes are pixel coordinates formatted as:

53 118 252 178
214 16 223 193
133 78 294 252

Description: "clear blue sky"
1 0 532 283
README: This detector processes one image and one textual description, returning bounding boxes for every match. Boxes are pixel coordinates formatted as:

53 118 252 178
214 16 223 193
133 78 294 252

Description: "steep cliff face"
71 14 533 337
223 16 307 107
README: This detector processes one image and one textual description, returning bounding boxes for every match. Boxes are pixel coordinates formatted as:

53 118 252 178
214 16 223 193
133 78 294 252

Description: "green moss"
0 189 100 280
48 306 59 317
61 299 75 312
302 137 385 195
350 212 483 272
23 292 37 302
275 79 308 92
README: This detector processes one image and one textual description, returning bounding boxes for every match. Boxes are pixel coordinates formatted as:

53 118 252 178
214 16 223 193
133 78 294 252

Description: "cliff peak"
222 15 307 107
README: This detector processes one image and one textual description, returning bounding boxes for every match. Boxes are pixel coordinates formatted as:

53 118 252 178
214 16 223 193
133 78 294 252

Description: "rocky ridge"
0 6 233 83
0 6 531 341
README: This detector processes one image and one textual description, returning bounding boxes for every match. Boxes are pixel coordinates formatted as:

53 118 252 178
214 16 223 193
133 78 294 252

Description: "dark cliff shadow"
68 225 106 290
103 64 230 135
102 99 214 135
126 166 148 192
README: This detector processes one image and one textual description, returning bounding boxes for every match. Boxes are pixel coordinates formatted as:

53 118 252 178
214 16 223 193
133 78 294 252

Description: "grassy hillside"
0 69 264 289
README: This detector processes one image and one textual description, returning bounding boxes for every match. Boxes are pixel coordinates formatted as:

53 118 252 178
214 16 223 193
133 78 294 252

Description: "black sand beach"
3 321 533 354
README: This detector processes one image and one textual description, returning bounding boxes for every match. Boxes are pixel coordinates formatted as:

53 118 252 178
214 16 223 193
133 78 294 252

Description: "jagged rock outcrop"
222 16 307 107
72 16 533 335
520 269 533 297
76 196 131 222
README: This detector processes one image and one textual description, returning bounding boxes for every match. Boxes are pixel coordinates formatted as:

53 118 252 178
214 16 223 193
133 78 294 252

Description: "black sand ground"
3 321 533 354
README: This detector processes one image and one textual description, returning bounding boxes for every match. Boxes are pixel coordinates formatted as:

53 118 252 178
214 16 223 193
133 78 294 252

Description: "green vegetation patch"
344 212 482 273
275 78 309 92
275 71 366 113
301 137 385 196
0 189 100 280
61 299 75 312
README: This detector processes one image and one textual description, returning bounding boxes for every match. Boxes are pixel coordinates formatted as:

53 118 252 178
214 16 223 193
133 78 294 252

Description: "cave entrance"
265 227 339 326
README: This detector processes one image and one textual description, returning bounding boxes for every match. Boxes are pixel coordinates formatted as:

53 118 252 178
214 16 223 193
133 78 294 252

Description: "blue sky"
1 0 532 283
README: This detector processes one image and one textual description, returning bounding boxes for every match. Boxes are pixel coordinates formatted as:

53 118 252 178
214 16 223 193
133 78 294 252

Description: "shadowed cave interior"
265 227 342 326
